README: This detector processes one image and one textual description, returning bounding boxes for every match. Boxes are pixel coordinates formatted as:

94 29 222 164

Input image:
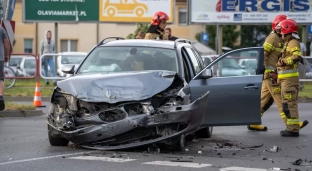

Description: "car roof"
100 39 176 49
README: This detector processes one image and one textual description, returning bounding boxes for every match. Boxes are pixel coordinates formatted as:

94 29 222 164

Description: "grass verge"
298 82 312 98
13 79 56 87
4 102 36 111
5 87 54 97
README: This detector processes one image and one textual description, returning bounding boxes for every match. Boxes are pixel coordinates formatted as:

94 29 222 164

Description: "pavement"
0 102 311 171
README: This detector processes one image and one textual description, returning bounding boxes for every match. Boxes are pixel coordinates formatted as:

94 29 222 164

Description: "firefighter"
276 19 308 137
248 15 309 131
144 11 169 40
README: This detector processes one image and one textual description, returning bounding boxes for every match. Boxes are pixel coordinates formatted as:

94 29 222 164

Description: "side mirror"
202 68 213 79
61 65 75 74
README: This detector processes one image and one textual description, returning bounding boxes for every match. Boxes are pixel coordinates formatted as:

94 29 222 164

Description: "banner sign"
23 0 174 23
190 0 312 24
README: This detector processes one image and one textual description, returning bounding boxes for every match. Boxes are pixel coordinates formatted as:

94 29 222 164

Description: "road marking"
142 161 212 168
68 156 137 162
0 151 92 166
220 167 267 171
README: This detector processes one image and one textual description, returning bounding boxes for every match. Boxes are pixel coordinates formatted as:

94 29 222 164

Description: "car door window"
184 47 202 75
209 49 260 77
190 48 205 68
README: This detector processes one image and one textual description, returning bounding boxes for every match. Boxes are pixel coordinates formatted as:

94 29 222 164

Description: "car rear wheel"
170 134 185 151
48 125 69 146
195 127 213 138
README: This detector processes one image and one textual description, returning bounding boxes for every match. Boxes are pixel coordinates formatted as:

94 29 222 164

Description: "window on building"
60 40 78 52
178 9 187 25
24 39 33 53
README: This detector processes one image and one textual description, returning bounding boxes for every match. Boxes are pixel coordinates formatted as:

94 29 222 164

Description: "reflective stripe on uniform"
265 69 275 73
287 118 300 125
278 69 299 78
293 51 302 56
286 57 293 65
275 48 282 52
265 66 276 70
280 112 286 119
278 72 299 78
263 42 275 52
278 69 298 74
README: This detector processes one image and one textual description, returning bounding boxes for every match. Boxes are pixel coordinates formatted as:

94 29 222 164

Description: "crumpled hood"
57 70 182 103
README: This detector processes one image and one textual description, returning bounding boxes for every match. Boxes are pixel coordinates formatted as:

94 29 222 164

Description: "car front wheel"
195 127 213 138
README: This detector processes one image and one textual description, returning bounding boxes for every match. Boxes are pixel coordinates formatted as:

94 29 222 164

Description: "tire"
4 66 16 89
47 124 69 146
195 127 213 138
170 134 185 151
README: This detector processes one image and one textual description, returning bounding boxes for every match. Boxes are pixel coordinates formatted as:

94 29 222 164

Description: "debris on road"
292 159 310 166
198 151 202 154
271 167 291 170
187 156 196 159
185 149 189 152
246 144 264 148
262 157 267 160
170 159 193 162
270 146 279 153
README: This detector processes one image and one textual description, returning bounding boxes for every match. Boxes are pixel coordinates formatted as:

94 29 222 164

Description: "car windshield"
77 46 178 74
9 57 23 66
61 55 85 64
24 59 36 68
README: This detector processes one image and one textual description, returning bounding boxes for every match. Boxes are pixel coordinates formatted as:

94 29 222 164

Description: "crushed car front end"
47 71 209 150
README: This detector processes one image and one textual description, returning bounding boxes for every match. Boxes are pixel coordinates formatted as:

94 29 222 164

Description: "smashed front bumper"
47 91 209 150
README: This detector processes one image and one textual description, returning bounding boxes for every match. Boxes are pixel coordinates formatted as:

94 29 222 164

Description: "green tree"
195 25 240 50
127 23 149 39
239 25 304 48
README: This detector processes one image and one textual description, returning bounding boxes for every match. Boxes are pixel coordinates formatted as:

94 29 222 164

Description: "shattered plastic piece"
246 144 264 148
270 146 279 153
185 149 189 152
198 151 202 154
171 159 193 162
293 159 303 165
271 168 291 170
232 153 236 155
192 139 198 142
263 157 267 160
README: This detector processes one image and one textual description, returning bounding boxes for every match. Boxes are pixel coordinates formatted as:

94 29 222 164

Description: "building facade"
13 0 203 55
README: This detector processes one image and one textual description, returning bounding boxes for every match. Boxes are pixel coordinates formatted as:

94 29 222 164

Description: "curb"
0 110 45 117
5 96 50 101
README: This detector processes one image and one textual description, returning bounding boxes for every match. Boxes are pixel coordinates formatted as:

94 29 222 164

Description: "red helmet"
151 11 169 26
272 14 287 31
278 19 298 35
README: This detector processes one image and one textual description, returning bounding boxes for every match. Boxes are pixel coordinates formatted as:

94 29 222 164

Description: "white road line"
142 161 212 168
68 156 137 162
0 151 93 166
220 167 267 171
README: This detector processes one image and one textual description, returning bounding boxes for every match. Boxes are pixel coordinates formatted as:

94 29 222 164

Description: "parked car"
10 55 45 77
47 38 263 151
56 52 87 77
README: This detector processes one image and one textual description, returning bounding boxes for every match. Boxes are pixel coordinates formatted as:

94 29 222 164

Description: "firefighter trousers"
279 76 300 132
260 78 286 123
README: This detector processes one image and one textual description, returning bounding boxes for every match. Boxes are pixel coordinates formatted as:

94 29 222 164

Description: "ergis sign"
221 0 310 12
190 0 312 24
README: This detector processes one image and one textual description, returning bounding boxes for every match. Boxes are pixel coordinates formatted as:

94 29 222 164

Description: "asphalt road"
0 103 311 171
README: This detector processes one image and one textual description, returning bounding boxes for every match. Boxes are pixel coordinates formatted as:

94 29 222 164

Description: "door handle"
244 84 258 90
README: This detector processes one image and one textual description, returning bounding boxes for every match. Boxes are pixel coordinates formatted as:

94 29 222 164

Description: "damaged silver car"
47 38 210 151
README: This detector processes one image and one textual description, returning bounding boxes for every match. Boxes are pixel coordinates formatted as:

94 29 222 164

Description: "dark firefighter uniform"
145 31 168 40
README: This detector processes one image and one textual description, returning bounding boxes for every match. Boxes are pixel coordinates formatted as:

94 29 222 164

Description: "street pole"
215 25 219 54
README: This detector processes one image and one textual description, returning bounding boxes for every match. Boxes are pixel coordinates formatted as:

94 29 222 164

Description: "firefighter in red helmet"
144 11 169 40
248 15 309 132
276 19 309 137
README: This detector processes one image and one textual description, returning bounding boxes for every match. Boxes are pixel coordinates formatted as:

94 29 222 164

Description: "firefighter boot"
247 125 268 131
300 120 309 129
280 130 299 137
